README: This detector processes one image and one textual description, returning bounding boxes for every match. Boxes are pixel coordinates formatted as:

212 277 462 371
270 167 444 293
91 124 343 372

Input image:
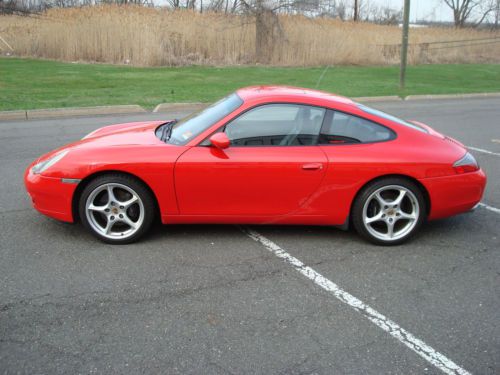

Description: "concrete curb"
405 92 500 101
353 96 402 103
153 102 206 113
26 105 147 119
2 92 499 121
0 110 28 121
0 105 147 121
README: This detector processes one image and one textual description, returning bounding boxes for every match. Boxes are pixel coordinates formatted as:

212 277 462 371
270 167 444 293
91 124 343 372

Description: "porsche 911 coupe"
25 86 486 245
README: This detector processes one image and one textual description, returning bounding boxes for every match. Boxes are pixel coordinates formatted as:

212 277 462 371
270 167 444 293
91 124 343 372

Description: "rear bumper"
24 168 77 222
419 169 487 220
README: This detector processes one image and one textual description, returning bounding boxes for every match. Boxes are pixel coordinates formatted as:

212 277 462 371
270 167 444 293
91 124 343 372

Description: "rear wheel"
79 174 155 244
352 178 426 245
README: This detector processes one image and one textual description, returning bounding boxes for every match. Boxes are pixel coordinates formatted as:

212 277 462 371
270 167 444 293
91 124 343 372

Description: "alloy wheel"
362 185 420 242
85 183 145 240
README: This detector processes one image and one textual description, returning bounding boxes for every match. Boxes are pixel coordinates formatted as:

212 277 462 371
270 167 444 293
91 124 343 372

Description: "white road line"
477 202 500 214
467 146 500 157
241 227 471 375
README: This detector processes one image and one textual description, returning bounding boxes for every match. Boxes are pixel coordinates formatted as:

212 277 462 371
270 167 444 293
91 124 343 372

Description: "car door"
174 103 328 217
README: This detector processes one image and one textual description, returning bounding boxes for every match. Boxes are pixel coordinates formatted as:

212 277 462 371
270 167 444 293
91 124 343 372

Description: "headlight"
31 150 69 174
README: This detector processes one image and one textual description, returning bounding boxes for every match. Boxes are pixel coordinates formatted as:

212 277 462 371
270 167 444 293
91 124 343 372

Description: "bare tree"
442 0 496 27
368 4 402 25
239 0 285 63
0 0 54 14
336 0 346 19
316 0 348 19
495 0 500 28
352 0 371 21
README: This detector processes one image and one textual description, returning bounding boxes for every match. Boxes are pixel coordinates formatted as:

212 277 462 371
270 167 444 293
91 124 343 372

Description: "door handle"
302 163 323 170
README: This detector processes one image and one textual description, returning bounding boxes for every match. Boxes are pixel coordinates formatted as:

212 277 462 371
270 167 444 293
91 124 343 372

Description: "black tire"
351 177 426 246
78 174 156 244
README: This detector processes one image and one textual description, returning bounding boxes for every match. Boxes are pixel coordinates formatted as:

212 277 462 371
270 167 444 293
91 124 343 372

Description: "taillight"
453 152 479 174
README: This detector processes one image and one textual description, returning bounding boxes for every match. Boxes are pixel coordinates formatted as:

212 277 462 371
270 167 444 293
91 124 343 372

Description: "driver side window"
224 104 325 146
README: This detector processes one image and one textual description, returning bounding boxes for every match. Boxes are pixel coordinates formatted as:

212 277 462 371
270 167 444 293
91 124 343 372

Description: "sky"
367 0 453 22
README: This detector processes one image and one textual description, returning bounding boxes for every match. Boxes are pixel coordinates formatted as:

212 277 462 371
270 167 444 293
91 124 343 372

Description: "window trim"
166 93 244 146
357 103 428 133
318 109 397 146
199 103 398 147
199 102 329 147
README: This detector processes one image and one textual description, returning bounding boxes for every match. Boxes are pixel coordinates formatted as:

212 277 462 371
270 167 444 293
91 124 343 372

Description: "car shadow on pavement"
28 209 489 251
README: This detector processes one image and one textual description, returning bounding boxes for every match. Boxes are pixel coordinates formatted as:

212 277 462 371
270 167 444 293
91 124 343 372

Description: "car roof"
236 85 356 107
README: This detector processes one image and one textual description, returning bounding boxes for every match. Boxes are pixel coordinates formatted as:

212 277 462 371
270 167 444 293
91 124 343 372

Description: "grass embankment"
1 58 499 111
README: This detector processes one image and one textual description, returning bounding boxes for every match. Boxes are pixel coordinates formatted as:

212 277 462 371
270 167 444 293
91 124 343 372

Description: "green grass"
1 58 499 111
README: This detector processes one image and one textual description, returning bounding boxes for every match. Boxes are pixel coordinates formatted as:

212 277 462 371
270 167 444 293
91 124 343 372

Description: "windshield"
357 104 428 133
167 93 243 145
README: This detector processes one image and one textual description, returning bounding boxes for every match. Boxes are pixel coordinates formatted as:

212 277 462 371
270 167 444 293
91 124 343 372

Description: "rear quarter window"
319 110 395 145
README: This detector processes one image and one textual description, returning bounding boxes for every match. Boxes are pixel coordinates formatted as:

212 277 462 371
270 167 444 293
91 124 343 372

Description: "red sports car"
25 86 486 245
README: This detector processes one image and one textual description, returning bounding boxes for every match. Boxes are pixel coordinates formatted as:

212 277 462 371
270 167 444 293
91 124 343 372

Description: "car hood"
33 121 172 165
81 120 167 144
30 120 187 179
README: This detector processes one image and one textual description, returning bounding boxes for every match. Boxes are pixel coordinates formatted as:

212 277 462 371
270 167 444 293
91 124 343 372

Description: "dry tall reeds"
1 5 499 66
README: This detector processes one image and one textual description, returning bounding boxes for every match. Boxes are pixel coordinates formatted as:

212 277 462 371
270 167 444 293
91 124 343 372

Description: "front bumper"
419 169 487 220
24 168 78 222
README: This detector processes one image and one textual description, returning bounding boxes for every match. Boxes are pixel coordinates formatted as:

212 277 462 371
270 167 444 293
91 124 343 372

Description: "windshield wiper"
159 119 177 142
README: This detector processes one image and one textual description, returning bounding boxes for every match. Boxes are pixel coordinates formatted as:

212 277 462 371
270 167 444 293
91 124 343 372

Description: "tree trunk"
255 8 274 64
496 0 499 28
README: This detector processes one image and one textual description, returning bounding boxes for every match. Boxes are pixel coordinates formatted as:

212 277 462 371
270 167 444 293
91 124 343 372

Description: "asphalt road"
1 98 499 374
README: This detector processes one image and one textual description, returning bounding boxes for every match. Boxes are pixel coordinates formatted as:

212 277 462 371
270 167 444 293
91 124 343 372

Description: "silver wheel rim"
362 185 420 242
85 183 144 240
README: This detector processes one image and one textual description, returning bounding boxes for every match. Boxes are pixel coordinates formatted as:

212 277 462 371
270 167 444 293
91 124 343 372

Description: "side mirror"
209 133 230 150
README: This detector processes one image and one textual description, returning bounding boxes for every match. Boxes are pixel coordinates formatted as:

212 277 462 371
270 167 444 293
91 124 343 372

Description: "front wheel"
79 174 155 244
352 178 426 245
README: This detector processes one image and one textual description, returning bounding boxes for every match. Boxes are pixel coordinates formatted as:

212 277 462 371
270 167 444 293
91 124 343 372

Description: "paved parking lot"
1 98 499 374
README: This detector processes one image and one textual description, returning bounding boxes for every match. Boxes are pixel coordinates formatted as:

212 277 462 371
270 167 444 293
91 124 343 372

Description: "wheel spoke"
103 219 114 234
107 185 117 204
120 214 137 230
122 195 138 208
393 189 406 205
398 211 416 221
365 211 383 224
386 220 395 238
375 192 389 207
88 203 107 212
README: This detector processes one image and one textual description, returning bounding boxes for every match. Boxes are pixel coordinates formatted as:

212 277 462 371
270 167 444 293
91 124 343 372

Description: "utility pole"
399 0 410 89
